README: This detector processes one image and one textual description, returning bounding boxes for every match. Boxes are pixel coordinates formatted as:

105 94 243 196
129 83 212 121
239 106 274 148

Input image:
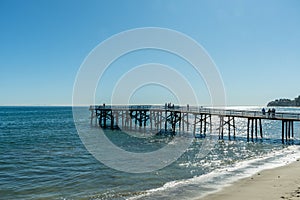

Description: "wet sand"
199 159 300 200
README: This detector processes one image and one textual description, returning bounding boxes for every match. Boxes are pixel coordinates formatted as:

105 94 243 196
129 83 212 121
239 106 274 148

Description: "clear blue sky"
1 0 300 106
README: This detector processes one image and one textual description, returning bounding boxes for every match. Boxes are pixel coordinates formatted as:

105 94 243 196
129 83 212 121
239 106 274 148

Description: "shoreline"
197 158 300 200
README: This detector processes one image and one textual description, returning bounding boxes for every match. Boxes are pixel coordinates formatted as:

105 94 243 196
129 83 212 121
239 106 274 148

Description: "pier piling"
89 105 298 144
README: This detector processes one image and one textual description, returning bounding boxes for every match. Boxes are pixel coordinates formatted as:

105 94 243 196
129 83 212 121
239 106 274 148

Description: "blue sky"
1 0 300 106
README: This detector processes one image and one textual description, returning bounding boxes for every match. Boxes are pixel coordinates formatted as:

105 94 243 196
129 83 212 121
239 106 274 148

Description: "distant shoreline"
268 95 300 107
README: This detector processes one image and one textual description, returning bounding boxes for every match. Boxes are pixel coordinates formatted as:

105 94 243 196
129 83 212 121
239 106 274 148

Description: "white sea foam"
127 145 300 200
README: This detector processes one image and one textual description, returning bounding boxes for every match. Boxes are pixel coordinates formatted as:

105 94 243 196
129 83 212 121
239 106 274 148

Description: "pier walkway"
89 105 300 144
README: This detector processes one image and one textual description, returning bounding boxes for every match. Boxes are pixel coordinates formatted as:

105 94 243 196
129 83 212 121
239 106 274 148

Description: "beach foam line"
198 149 300 200
127 145 300 200
195 145 300 200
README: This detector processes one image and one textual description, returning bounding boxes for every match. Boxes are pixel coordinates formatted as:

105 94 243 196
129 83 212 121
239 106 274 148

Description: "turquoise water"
1 106 300 200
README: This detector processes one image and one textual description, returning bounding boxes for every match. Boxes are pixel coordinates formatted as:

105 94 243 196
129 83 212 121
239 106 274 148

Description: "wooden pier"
89 105 300 144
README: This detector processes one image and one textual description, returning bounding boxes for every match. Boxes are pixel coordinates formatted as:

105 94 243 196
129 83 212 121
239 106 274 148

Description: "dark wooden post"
110 111 114 129
200 114 203 134
221 116 224 140
122 111 124 128
95 109 98 125
209 115 212 135
282 120 284 144
159 111 162 130
204 114 207 134
285 121 288 142
129 111 132 130
288 121 291 140
98 111 102 127
182 113 185 132
255 119 258 139
228 116 231 140
233 117 236 140
292 121 294 138
247 118 250 142
193 114 197 137
251 119 254 142
187 113 189 132
259 119 263 138
218 116 221 139
103 111 107 128
178 112 181 132
173 111 176 131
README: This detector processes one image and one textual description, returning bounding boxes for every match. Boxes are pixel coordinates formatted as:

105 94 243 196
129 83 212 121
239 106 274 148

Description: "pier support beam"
193 114 211 138
218 116 236 140
281 120 295 144
247 119 250 142
259 119 263 138
251 119 254 142
247 118 263 142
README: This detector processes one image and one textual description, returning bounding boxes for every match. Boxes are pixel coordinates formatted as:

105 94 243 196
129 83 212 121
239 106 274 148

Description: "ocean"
1 106 300 200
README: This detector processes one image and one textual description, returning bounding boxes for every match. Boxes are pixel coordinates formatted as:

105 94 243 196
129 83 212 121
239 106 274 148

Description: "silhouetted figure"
262 108 266 115
268 109 271 117
272 108 276 118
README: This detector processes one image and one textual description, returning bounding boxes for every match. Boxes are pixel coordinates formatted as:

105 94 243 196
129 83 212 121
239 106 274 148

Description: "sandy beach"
199 159 300 200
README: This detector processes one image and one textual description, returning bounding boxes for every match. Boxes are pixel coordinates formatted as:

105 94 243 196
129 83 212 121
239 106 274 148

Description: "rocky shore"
267 95 300 107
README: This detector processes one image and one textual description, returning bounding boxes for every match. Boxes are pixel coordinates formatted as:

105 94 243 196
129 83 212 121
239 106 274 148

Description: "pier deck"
89 105 300 144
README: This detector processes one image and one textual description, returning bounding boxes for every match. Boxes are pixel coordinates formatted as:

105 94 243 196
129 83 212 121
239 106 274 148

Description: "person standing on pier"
267 109 271 117
262 108 266 115
272 108 276 118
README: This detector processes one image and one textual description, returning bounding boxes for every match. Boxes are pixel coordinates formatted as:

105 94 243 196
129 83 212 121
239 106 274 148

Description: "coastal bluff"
267 95 300 107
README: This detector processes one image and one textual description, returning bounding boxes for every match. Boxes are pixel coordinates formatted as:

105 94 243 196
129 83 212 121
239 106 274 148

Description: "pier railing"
90 105 300 121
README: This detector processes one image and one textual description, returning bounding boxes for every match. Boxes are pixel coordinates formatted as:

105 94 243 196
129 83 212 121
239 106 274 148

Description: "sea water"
1 106 300 200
